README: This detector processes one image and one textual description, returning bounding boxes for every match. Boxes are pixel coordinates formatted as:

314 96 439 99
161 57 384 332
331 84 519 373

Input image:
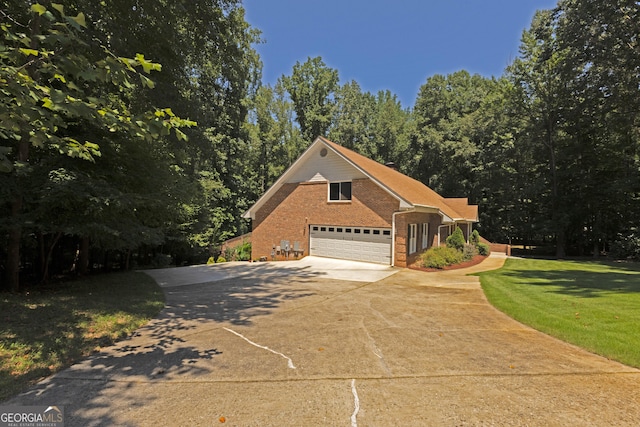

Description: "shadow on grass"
4 264 327 426
0 272 164 401
496 260 640 298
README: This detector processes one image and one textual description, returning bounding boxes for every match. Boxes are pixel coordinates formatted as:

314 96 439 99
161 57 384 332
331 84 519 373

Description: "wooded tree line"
2 0 639 290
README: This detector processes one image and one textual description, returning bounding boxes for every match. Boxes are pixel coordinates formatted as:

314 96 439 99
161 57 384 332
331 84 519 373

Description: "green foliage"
282 56 339 142
471 229 480 246
445 227 466 251
235 241 252 261
420 246 464 269
0 4 196 167
152 254 172 268
477 242 490 256
610 233 640 261
206 257 216 265
462 244 478 261
216 256 227 263
477 258 640 368
1 2 199 290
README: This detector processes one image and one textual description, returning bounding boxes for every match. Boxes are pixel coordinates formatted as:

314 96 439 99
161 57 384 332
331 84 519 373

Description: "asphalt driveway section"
5 254 640 426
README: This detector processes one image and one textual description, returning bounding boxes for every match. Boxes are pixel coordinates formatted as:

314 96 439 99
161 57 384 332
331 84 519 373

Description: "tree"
248 80 303 193
506 9 572 257
553 0 640 255
329 80 376 152
0 3 194 290
282 56 339 143
84 0 262 257
410 71 494 198
371 90 411 168
506 2 640 256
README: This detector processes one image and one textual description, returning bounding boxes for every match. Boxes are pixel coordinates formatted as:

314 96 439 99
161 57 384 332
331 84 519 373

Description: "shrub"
445 227 466 251
477 242 490 256
216 256 226 263
151 253 172 268
471 229 480 246
235 241 252 261
206 257 215 265
420 246 464 269
463 244 477 261
611 233 640 260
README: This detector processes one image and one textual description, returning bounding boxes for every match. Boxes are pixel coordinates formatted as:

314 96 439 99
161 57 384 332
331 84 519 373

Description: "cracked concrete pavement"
5 254 640 426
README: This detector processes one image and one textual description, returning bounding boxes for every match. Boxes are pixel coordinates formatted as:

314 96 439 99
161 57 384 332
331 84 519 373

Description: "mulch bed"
408 254 488 273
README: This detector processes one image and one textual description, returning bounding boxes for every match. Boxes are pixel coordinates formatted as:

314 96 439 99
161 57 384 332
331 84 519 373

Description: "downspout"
392 209 414 267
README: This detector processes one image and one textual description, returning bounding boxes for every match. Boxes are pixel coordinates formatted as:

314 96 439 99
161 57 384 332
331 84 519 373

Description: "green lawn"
477 258 640 368
0 272 165 401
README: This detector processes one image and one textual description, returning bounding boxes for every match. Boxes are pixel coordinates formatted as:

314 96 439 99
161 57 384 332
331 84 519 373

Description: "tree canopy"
2 0 639 290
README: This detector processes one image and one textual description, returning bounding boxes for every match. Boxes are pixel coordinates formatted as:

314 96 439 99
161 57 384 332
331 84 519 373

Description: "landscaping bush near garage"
421 246 465 269
419 227 489 269
0 272 165 401
477 258 640 368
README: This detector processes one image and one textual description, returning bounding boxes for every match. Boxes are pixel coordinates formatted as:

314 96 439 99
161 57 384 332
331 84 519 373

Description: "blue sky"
243 1 559 108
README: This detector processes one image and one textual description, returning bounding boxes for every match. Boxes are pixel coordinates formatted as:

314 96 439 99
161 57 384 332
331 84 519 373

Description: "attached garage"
309 225 392 264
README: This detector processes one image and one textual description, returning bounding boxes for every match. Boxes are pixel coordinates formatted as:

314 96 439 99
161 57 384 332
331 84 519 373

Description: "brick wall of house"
252 178 399 261
393 212 442 267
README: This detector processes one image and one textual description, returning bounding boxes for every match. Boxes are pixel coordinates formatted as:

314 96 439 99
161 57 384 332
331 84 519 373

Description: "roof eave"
321 137 412 207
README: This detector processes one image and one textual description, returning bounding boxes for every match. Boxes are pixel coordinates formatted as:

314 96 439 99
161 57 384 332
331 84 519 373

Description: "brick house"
242 137 478 267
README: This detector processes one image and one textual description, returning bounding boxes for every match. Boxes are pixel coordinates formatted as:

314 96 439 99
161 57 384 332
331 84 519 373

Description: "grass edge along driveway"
476 257 640 369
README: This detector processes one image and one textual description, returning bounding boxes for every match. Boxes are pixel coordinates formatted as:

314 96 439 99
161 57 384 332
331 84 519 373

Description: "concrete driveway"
5 255 640 426
143 256 399 287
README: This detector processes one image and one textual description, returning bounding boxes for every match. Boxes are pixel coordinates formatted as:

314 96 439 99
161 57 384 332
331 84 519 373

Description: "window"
337 228 343 232
383 230 391 236
373 230 380 235
422 223 429 249
408 224 417 254
329 227 335 232
364 229 371 234
320 227 326 232
329 182 352 201
354 229 361 234
346 228 352 233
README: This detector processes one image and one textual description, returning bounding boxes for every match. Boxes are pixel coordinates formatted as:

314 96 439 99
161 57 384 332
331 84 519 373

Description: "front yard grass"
476 258 640 368
0 272 165 402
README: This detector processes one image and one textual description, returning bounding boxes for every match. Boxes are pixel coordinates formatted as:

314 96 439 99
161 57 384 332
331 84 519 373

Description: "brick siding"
393 211 442 267
252 179 399 261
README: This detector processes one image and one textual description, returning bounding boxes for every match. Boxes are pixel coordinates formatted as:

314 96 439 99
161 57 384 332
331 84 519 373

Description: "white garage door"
309 225 392 264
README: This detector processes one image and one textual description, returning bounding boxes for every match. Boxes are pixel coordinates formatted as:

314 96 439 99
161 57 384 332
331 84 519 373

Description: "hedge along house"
243 137 478 267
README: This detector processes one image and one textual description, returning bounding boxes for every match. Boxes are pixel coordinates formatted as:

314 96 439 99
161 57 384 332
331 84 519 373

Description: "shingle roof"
320 137 478 222
243 136 478 222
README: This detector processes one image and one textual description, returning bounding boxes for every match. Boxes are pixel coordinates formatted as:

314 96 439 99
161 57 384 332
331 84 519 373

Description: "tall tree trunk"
6 139 29 292
79 236 90 274
41 232 62 284
7 196 23 292
546 117 566 258
5 12 42 291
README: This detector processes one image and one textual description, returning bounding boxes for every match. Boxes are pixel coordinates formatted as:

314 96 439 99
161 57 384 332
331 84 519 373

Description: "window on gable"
329 182 352 201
